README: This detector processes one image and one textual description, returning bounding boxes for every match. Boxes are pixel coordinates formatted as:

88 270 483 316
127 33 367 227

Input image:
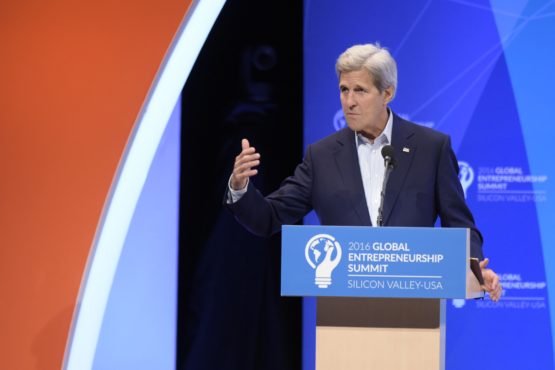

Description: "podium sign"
282 225 470 299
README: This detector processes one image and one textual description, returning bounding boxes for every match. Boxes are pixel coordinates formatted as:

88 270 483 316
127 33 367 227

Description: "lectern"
281 225 483 370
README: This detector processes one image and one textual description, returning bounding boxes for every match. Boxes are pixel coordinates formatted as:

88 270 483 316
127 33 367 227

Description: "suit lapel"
383 116 416 225
333 129 371 225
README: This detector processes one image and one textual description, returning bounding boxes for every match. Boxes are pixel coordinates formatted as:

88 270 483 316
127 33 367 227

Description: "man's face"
339 69 393 138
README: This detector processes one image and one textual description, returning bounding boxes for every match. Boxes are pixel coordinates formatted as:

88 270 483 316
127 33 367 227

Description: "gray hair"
335 43 397 98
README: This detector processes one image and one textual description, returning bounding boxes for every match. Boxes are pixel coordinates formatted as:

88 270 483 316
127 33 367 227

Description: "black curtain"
177 1 303 369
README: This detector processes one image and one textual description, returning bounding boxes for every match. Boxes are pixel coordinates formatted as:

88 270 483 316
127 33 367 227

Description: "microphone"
381 144 396 170
377 145 395 227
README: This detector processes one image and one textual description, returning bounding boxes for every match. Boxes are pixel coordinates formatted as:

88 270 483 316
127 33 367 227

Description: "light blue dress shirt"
355 109 393 226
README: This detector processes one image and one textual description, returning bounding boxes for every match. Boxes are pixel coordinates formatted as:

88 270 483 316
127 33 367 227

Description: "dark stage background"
178 1 303 369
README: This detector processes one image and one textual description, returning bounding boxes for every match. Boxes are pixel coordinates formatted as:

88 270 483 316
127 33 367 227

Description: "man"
226 43 501 301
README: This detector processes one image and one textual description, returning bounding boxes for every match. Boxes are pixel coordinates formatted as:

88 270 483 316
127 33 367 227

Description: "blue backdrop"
303 0 555 368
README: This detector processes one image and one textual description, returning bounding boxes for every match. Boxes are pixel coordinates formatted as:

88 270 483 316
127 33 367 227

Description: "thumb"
242 138 250 151
479 258 489 269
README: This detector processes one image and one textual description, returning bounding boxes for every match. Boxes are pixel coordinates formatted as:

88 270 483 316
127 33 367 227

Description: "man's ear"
384 85 395 104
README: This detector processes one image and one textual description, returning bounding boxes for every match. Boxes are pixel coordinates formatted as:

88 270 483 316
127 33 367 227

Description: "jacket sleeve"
435 136 484 259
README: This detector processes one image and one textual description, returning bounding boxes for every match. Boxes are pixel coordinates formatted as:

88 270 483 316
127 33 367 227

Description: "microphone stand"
376 156 394 227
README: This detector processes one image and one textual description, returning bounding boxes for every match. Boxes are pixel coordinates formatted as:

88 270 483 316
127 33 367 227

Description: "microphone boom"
377 145 396 226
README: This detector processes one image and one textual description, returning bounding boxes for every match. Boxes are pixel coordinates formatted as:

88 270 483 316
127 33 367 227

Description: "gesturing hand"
230 139 261 190
480 258 502 301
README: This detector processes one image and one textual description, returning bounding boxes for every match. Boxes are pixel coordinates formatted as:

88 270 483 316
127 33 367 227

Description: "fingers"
490 270 500 290
486 281 502 301
230 139 261 190
480 264 502 301
242 138 250 151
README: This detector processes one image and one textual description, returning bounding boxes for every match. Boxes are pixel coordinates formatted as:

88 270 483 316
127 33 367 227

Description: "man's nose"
345 92 356 109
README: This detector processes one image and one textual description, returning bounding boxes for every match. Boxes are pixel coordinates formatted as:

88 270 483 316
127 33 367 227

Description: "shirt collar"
355 108 393 146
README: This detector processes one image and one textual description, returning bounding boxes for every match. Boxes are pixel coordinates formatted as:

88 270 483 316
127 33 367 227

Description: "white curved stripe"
63 1 226 369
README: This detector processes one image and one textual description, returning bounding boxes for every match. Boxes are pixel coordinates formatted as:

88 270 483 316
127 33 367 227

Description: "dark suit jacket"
227 113 484 259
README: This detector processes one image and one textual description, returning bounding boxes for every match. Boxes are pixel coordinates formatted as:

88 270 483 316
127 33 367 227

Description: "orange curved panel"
0 0 192 368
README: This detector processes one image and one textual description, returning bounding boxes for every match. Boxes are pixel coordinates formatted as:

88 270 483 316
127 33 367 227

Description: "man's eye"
340 87 349 93
354 87 366 93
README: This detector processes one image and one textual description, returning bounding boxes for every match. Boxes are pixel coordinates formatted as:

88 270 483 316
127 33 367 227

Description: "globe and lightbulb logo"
458 161 474 199
452 299 466 308
333 109 347 131
304 234 342 288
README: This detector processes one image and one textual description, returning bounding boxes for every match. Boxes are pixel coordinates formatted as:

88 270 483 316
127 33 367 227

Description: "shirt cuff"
227 177 248 203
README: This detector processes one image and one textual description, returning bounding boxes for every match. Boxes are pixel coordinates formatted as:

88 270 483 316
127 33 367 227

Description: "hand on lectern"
480 258 502 301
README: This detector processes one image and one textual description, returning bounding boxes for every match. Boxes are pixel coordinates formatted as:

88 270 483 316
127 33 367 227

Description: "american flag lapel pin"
403 147 410 153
